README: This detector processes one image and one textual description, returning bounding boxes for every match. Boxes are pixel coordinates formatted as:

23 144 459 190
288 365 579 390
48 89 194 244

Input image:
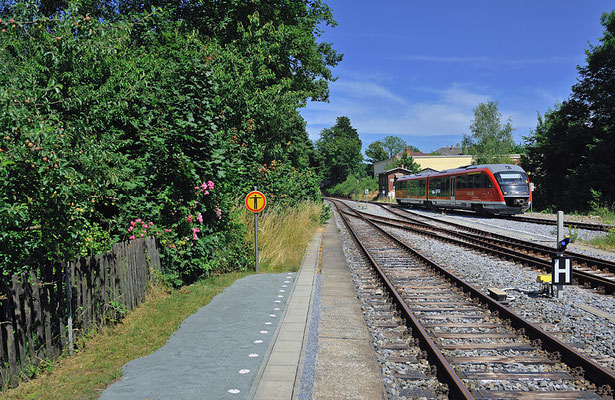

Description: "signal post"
245 189 267 273
552 211 572 298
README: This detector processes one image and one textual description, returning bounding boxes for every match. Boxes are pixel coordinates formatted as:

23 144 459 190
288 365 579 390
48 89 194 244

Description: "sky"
300 1 615 153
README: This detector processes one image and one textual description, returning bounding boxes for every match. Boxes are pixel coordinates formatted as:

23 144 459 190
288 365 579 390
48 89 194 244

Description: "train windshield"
494 172 528 184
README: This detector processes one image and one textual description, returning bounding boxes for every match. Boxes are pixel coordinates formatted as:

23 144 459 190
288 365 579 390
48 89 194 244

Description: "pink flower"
165 228 172 232
149 222 154 227
216 207 222 220
129 235 136 240
186 215 193 222
207 180 214 190
130 221 135 226
135 218 142 223
203 190 209 196
128 226 134 232
140 233 144 237
197 213 203 223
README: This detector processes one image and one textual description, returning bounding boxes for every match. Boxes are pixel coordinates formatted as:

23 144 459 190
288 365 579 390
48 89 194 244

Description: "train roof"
397 164 526 180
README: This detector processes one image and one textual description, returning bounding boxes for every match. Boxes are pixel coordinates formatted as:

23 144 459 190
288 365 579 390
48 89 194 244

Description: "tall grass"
239 201 324 273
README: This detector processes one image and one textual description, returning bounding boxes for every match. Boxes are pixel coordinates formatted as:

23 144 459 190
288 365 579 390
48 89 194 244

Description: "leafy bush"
327 175 378 199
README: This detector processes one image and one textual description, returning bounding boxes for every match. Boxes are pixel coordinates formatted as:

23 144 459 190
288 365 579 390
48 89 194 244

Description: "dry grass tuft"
240 201 324 273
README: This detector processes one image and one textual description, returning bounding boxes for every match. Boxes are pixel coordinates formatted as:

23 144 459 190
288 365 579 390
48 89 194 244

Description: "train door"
451 177 456 205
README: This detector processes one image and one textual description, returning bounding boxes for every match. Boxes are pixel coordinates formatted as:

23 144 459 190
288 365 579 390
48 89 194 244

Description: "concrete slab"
312 218 385 400
251 228 322 400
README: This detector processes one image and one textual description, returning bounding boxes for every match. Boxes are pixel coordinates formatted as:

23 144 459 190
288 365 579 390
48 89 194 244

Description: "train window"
410 179 426 196
457 175 468 189
494 172 528 184
430 177 450 197
457 173 492 189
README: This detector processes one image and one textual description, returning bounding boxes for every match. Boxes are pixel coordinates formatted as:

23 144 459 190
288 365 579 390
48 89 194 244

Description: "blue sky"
300 1 614 153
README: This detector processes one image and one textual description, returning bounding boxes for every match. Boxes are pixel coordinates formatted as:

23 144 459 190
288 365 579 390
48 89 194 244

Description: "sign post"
552 211 572 297
245 188 267 273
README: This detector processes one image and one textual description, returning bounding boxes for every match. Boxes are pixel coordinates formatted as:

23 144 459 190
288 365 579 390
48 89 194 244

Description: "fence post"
66 261 73 355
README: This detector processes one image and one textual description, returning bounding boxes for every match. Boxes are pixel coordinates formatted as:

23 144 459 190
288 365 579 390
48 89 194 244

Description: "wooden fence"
0 236 161 386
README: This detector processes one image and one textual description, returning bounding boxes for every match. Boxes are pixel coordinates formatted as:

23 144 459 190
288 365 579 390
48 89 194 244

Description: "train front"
492 168 531 214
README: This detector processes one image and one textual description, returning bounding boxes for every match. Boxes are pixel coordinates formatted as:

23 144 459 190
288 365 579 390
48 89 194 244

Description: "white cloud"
302 79 543 145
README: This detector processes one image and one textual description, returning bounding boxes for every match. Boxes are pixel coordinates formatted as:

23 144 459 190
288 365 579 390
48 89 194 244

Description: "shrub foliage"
0 0 340 283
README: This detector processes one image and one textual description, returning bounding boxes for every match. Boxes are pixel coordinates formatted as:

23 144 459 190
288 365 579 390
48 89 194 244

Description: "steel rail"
384 204 615 276
332 199 615 395
332 201 474 399
501 214 614 232
352 208 615 295
368 199 614 232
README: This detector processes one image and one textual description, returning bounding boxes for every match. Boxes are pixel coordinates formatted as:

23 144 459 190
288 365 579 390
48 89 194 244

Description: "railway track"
501 215 614 233
358 203 615 295
331 199 615 399
370 201 614 232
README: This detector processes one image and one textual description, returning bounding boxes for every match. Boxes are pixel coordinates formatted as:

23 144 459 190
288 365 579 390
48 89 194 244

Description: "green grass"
0 273 250 400
585 229 615 250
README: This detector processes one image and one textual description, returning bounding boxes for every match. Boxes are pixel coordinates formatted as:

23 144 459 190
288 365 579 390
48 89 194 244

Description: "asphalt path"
99 272 294 400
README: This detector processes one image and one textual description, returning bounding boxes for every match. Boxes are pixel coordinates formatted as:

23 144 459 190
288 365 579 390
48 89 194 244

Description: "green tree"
462 101 515 164
523 11 615 211
393 153 421 173
315 116 363 188
365 141 389 164
381 135 408 158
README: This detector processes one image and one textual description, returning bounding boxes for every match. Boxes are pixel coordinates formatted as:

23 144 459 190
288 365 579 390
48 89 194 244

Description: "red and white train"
394 164 531 215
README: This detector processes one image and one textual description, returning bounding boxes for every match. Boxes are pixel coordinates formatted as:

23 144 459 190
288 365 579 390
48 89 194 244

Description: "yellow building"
411 154 474 171
372 147 521 178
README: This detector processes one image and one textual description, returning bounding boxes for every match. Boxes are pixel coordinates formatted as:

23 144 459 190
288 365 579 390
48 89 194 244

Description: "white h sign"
552 257 572 284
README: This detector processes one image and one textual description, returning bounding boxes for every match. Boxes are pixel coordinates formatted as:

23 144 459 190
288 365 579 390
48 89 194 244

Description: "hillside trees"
316 116 363 188
523 11 615 211
0 0 341 283
462 101 516 164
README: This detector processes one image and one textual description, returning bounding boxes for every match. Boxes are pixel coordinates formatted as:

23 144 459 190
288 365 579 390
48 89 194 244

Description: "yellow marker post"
245 189 267 272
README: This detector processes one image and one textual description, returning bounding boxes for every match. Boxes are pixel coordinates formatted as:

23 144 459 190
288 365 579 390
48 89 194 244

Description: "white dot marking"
269 314 276 317
254 339 264 344
274 307 280 311
249 353 259 358
260 330 268 334
228 389 240 394
274 300 281 303
239 369 250 374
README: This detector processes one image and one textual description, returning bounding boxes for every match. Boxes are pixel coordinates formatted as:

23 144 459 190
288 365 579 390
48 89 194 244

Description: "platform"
100 217 384 399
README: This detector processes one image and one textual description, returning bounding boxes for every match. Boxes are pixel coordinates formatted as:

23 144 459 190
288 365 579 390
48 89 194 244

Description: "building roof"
381 167 411 175
434 146 464 155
